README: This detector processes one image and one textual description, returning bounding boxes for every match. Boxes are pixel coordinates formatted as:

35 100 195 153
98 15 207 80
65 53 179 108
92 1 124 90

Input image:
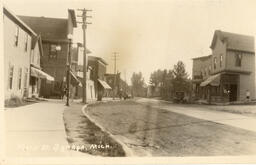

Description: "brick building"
19 10 78 98
192 30 255 102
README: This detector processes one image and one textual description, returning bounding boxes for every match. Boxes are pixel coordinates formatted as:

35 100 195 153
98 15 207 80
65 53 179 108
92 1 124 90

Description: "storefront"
199 73 239 103
30 66 54 98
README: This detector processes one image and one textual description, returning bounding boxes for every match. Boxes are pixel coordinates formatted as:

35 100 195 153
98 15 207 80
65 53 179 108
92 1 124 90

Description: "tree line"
131 61 192 100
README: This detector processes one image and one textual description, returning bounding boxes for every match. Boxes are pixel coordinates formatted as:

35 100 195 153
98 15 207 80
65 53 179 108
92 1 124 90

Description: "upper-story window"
214 57 217 70
14 26 19 46
31 50 34 63
235 53 242 67
49 44 57 59
220 54 223 67
24 34 28 52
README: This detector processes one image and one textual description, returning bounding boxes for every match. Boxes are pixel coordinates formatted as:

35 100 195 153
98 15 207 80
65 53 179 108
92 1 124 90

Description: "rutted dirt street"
85 100 256 156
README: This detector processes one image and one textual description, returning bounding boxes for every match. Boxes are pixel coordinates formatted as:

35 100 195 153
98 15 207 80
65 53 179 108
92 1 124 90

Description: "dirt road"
85 100 256 156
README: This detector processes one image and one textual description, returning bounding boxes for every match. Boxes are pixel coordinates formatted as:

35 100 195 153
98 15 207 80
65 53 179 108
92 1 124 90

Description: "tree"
149 69 174 99
149 69 164 94
172 61 190 93
162 69 174 99
131 72 146 97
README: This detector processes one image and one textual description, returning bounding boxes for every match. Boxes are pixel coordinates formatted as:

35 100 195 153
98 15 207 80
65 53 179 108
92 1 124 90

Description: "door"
229 84 237 102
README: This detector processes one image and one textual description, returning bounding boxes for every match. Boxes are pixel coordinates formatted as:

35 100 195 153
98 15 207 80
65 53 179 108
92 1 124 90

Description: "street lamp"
56 45 61 51
66 34 73 106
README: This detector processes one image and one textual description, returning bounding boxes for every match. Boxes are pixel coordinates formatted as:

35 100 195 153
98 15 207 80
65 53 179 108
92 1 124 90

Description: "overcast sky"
4 0 256 84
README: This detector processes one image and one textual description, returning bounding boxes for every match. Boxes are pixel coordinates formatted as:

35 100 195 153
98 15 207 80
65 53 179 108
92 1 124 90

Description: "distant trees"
131 72 146 97
149 61 191 100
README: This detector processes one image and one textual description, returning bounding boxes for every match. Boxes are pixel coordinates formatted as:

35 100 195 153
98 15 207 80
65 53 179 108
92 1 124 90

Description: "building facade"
3 7 34 101
73 44 97 101
88 56 111 101
19 10 78 98
192 30 255 102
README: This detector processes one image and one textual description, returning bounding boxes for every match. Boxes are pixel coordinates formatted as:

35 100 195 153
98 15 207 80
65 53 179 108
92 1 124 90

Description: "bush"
5 96 24 107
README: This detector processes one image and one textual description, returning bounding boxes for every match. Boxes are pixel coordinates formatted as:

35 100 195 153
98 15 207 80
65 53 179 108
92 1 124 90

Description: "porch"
193 73 239 103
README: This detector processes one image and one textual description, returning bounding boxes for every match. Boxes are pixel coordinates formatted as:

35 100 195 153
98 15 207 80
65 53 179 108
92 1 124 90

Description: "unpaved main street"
85 100 256 156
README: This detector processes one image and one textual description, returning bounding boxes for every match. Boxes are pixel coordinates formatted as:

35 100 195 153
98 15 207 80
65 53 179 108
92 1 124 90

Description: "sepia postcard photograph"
1 0 256 164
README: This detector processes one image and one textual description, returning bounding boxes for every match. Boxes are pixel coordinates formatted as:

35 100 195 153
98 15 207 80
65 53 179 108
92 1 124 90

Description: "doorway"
229 84 237 102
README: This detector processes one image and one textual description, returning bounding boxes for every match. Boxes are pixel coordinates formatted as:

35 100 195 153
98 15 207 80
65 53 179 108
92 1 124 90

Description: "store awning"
30 67 54 81
200 74 220 87
98 79 112 89
70 70 81 86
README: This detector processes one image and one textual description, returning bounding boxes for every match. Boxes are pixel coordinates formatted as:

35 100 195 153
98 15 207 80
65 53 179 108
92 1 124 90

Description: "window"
49 44 57 59
220 54 223 67
31 50 34 63
14 26 19 46
235 53 242 67
18 68 22 90
9 65 14 89
214 57 217 69
24 34 28 51
24 68 28 89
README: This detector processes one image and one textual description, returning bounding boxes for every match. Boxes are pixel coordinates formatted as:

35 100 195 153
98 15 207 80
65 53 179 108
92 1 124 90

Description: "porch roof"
31 67 54 81
200 74 221 87
98 79 112 89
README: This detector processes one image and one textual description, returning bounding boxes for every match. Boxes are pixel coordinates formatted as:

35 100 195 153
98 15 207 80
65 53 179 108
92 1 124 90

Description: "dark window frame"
214 57 217 69
9 65 14 89
235 53 242 67
220 54 223 67
14 26 19 47
24 34 28 52
49 44 58 59
18 68 22 90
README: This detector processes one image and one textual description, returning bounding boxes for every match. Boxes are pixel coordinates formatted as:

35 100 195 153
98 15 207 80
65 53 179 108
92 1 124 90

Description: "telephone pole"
77 8 92 104
112 52 119 99
113 52 118 74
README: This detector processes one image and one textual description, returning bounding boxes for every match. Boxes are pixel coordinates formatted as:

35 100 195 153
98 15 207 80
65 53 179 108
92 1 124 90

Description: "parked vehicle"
173 91 186 103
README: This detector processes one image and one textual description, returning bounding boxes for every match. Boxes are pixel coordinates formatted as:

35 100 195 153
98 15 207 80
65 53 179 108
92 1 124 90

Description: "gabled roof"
210 30 255 53
3 6 37 36
18 16 68 41
31 35 44 56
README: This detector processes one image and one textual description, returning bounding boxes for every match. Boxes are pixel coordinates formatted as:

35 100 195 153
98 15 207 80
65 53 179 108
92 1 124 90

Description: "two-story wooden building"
192 30 255 102
88 56 111 101
3 6 53 103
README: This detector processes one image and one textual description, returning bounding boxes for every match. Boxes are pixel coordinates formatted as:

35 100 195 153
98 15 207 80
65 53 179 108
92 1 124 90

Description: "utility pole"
124 69 127 93
112 52 119 99
113 52 118 74
77 8 92 104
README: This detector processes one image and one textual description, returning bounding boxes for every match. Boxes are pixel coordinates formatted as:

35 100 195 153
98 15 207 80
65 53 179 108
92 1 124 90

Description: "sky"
4 0 256 85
